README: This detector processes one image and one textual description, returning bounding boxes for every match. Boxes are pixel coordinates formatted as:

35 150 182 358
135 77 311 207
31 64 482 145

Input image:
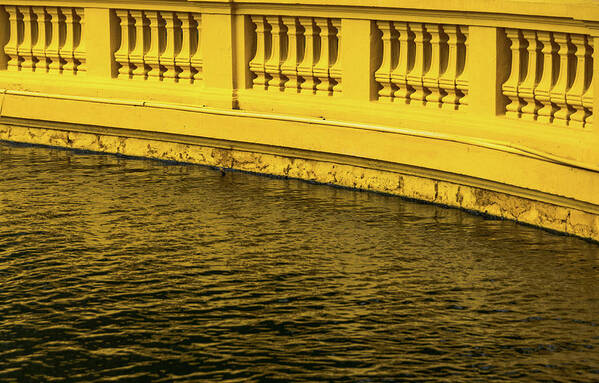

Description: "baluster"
535 31 556 123
46 7 62 73
176 12 193 83
502 28 524 118
161 12 178 82
61 8 76 73
456 26 469 106
145 11 161 80
582 39 594 127
5 6 21 71
74 8 86 73
550 32 573 126
17 6 34 72
440 25 459 110
391 21 412 103
249 15 269 90
329 19 342 93
314 18 333 95
190 14 202 82
129 10 147 80
375 21 396 102
519 30 540 120
31 7 49 73
423 23 444 107
281 16 300 92
567 34 590 127
114 10 132 78
407 23 428 104
582 79 593 127
265 16 284 92
298 17 316 93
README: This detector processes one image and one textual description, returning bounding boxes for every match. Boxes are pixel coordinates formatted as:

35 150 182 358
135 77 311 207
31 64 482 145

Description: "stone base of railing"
2 123 597 242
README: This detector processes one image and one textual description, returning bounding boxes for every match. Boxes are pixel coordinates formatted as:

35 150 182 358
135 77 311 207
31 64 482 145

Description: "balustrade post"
201 11 236 107
161 12 178 83
594 35 599 131
468 26 509 117
340 19 375 102
5 6 20 71
233 14 253 91
85 8 118 79
18 6 34 71
0 7 10 70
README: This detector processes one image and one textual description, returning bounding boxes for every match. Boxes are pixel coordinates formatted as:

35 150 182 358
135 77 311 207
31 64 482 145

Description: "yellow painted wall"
0 0 598 239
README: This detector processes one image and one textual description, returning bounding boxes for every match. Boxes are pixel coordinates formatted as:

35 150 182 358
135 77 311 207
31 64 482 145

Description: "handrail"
0 0 598 23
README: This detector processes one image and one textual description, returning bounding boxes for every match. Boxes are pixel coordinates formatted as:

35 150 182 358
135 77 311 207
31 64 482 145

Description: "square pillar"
594 35 599 132
468 26 509 117
340 19 377 102
201 12 236 108
233 14 253 91
0 7 8 70
85 7 118 79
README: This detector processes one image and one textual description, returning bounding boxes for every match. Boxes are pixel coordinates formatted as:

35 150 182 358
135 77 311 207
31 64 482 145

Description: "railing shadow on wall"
0 0 598 239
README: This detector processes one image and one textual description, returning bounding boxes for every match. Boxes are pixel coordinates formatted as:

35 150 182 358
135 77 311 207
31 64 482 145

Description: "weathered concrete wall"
2 124 597 242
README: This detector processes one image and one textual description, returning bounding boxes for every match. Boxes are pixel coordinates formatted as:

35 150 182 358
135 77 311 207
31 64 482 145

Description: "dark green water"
0 141 598 382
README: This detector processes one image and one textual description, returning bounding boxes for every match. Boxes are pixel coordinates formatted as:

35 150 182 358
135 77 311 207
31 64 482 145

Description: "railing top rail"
1 0 598 24
207 0 599 23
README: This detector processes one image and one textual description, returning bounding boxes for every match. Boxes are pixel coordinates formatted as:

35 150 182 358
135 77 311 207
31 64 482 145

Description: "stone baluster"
249 15 269 90
145 11 162 80
567 34 590 127
440 25 460 110
423 23 444 107
329 19 342 93
582 41 594 127
375 21 396 102
265 16 284 92
74 8 86 73
407 23 428 104
17 6 34 72
582 81 593 127
129 11 147 80
298 17 316 93
503 28 524 118
391 21 412 103
534 31 556 123
313 18 333 95
455 26 469 106
176 12 193 83
161 12 178 82
61 8 77 73
114 10 132 78
550 32 572 126
31 7 49 73
519 30 540 120
281 16 300 92
5 6 21 71
46 7 62 73
190 14 202 82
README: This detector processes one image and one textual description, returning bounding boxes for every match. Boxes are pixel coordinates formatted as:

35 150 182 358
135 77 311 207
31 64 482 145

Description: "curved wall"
0 0 598 240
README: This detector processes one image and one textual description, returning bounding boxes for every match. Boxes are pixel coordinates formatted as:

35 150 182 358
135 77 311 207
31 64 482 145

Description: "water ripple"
1 142 598 381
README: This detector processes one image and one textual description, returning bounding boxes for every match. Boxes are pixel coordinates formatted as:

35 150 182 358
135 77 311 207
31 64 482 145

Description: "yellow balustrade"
0 0 598 240
503 28 594 128
374 21 468 109
4 5 85 74
248 15 341 95
114 9 202 82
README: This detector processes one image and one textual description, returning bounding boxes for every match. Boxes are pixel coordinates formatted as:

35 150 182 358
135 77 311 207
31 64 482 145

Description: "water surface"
1 142 598 382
